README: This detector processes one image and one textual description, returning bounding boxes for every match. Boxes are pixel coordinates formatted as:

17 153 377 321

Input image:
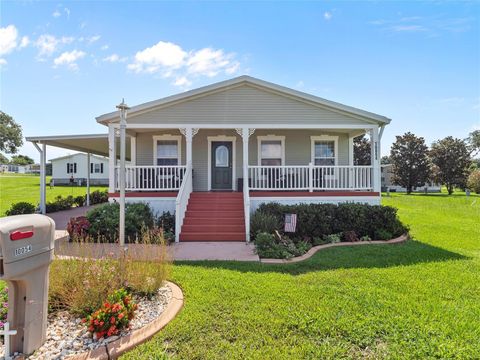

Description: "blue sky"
1 1 479 161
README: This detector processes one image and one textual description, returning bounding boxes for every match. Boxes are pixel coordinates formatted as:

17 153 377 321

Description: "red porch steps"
179 192 246 242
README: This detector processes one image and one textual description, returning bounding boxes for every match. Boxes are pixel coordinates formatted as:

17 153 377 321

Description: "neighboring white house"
28 75 391 242
50 153 109 185
381 164 441 193
0 164 26 173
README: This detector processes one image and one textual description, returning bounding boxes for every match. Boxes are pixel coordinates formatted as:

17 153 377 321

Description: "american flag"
284 214 297 233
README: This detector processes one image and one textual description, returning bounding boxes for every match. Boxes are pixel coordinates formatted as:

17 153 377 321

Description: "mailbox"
0 214 55 355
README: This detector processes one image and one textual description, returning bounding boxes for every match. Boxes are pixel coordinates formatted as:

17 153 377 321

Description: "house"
50 153 109 185
381 164 441 193
27 76 390 242
0 164 26 173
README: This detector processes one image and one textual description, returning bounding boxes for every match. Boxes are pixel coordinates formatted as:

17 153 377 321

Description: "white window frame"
311 135 339 180
207 135 237 191
94 163 101 173
257 135 285 166
152 135 182 166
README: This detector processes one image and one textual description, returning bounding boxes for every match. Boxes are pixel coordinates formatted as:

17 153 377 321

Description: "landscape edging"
260 233 409 264
66 281 184 360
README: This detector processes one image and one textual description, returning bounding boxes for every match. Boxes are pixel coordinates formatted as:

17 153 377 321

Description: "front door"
211 141 232 190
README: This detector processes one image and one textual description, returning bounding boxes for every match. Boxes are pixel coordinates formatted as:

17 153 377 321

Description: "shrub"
250 211 280 239
84 288 137 340
360 235 372 242
374 229 393 240
323 233 342 244
67 216 91 241
5 201 36 216
254 232 292 259
343 230 359 242
86 202 155 243
46 195 74 213
90 190 109 205
255 202 407 241
467 170 480 194
0 287 7 330
74 195 86 207
157 211 175 234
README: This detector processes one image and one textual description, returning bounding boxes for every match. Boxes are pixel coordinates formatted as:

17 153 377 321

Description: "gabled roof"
96 75 391 125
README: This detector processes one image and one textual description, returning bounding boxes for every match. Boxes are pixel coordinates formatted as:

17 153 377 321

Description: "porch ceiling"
26 133 131 159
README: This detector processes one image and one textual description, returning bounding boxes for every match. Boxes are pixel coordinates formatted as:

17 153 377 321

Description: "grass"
0 173 105 216
122 191 480 359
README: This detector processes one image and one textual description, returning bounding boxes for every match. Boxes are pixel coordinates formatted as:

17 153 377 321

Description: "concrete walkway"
172 241 259 261
47 205 98 230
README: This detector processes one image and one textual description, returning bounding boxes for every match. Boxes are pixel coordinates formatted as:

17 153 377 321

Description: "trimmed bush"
90 190 109 204
467 170 480 194
46 195 74 213
250 211 281 238
256 202 407 242
86 202 155 242
73 195 86 207
5 201 36 216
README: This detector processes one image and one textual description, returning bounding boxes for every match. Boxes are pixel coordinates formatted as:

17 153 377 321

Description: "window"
153 135 181 166
215 145 229 167
91 163 104 173
66 162 77 174
311 136 338 166
258 136 285 166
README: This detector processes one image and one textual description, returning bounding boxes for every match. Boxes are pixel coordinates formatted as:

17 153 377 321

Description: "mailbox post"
0 214 55 356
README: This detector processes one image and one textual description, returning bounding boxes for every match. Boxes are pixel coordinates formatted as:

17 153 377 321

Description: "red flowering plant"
83 289 137 339
66 216 91 241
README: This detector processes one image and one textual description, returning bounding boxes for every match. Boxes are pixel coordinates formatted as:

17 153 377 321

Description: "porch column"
371 126 381 193
32 142 46 214
130 136 136 166
108 124 116 193
185 127 193 168
348 135 354 189
86 152 91 206
241 128 250 194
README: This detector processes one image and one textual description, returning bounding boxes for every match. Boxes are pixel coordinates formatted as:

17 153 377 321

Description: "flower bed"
251 202 409 259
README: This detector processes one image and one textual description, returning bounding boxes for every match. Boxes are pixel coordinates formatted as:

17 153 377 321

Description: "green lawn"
123 192 480 359
0 174 106 216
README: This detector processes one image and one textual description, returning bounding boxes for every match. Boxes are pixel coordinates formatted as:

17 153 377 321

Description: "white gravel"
0 284 172 360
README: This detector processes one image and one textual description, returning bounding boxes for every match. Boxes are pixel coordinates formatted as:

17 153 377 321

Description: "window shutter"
67 163 70 174
100 163 104 173
91 163 93 173
74 163 77 173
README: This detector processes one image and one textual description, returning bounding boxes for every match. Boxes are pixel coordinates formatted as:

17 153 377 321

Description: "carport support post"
33 142 47 214
86 152 91 206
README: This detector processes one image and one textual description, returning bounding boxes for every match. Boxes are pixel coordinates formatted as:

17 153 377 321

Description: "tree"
430 136 471 195
0 153 9 164
381 155 391 165
389 132 430 194
10 154 34 165
0 111 23 154
468 130 480 156
354 135 371 165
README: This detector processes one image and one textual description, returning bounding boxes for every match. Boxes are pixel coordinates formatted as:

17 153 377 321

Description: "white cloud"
128 41 186 74
87 35 101 44
0 58 7 66
19 36 29 48
173 76 192 87
35 35 75 58
53 49 86 70
324 12 332 21
102 54 127 63
296 80 304 88
52 10 61 18
390 25 427 32
101 44 109 50
128 40 241 87
0 25 18 56
64 7 70 18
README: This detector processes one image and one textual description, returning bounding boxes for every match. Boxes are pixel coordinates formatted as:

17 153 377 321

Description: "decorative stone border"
260 234 409 264
66 281 184 360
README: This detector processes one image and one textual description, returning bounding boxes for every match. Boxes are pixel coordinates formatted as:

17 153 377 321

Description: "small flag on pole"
284 213 297 233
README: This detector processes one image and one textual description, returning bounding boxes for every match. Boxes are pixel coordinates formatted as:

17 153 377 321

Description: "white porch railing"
175 166 192 242
248 165 373 191
115 165 187 191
